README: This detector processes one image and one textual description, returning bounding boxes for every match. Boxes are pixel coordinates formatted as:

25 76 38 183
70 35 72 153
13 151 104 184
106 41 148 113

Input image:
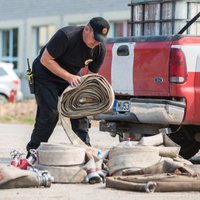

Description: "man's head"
88 17 110 42
83 17 110 48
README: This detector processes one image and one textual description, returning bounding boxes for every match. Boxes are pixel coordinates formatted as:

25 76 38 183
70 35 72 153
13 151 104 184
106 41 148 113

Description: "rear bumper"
92 98 185 125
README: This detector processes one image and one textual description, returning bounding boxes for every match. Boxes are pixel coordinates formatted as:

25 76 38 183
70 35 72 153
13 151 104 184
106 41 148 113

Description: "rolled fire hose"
36 143 87 183
58 74 115 150
138 133 181 158
37 143 86 166
107 146 161 176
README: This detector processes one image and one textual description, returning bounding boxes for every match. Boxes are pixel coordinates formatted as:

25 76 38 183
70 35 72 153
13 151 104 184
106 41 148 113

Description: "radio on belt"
26 58 34 94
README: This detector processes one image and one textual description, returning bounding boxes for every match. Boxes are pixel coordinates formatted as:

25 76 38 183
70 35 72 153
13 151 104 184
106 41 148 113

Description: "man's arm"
40 48 81 87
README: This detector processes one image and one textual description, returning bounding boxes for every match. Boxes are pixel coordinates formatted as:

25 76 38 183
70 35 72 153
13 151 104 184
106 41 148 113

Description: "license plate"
113 100 130 112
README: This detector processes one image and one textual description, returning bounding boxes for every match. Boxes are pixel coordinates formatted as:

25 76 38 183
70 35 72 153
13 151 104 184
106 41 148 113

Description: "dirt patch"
0 99 99 126
0 99 37 122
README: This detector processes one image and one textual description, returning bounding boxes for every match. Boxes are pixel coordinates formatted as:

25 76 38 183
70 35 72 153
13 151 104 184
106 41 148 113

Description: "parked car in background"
0 62 23 104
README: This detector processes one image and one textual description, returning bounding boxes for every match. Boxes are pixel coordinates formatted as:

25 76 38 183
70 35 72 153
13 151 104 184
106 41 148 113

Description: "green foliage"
0 116 35 124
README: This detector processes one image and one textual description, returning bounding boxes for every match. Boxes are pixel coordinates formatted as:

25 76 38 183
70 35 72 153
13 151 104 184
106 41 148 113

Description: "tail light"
9 89 16 103
169 48 187 83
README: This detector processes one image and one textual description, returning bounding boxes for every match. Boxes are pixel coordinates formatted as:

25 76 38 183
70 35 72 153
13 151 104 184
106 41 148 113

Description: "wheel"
0 94 8 104
169 126 200 159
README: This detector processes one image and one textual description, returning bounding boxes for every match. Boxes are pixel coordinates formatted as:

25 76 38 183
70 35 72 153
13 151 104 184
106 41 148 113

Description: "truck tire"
169 126 200 159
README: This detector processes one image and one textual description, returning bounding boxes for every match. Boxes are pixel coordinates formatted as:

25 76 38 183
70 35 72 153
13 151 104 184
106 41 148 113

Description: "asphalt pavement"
0 123 200 200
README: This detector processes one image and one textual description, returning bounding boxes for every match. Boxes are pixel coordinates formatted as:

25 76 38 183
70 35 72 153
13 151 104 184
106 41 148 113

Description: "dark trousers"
26 78 90 152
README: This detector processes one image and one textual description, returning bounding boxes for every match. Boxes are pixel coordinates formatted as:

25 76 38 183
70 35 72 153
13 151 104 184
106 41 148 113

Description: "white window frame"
33 24 56 56
26 16 60 64
0 20 24 74
0 28 19 69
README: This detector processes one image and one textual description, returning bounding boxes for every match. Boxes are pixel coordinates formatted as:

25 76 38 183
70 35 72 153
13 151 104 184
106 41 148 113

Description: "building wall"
0 0 131 97
0 0 130 20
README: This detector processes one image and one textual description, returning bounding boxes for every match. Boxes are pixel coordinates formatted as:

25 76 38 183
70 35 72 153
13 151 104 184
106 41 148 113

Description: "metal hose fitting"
31 168 54 187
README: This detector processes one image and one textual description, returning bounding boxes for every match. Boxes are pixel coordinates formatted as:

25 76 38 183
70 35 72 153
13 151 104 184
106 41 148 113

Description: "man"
26 17 110 155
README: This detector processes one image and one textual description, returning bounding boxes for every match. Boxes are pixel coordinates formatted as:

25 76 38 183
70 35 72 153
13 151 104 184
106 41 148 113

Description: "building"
1 0 199 98
0 0 131 97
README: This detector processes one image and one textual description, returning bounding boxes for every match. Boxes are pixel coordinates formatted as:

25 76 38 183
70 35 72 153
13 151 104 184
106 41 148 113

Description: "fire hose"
58 74 115 148
6 149 53 188
106 174 200 192
57 74 114 183
36 74 115 184
0 164 53 189
5 75 114 187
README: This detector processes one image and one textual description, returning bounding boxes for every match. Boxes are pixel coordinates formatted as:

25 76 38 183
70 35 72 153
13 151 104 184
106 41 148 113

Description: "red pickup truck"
92 11 200 159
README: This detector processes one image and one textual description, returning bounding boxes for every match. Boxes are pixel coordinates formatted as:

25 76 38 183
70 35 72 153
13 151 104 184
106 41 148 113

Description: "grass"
0 116 35 124
0 98 100 126
0 99 36 124
0 116 99 126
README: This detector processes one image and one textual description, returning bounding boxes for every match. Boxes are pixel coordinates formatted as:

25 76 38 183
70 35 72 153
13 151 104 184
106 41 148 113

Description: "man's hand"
67 74 81 87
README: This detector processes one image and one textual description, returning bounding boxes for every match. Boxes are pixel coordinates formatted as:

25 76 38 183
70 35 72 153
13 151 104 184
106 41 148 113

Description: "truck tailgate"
99 36 172 96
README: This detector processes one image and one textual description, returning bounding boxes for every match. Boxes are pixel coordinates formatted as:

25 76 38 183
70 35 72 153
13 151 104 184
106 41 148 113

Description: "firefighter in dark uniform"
26 17 110 155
